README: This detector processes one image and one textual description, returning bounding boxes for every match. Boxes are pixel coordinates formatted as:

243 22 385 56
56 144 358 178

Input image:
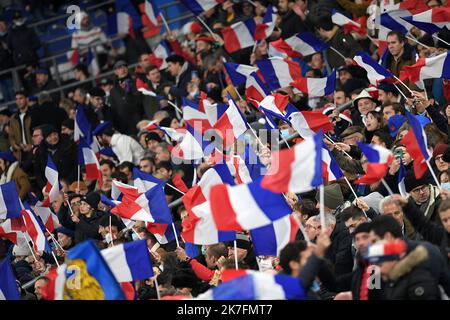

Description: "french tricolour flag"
0 218 23 244
173 123 213 160
209 177 292 231
255 4 277 40
402 8 450 34
322 145 344 183
268 32 328 58
74 105 90 144
146 221 178 244
223 62 258 86
41 265 66 300
355 143 394 184
261 131 323 194
0 259 21 300
291 72 336 97
379 10 414 36
179 0 224 15
79 137 103 188
158 125 186 142
246 71 270 106
22 204 51 252
401 52 450 85
145 0 160 26
353 51 393 85
182 164 236 245
42 155 61 207
133 167 164 193
258 93 289 123
34 203 60 233
183 98 211 133
400 112 431 179
331 9 362 34
214 94 249 148
136 78 156 96
286 104 334 138
398 161 407 197
256 57 302 91
0 181 22 219
201 99 228 126
86 48 100 77
222 20 256 53
149 40 172 70
197 270 305 300
101 239 154 282
250 215 299 257
115 0 143 37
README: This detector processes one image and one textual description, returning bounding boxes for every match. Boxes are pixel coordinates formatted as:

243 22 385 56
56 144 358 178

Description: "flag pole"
319 184 326 231
196 16 220 43
109 214 114 247
393 83 409 101
329 46 348 61
21 218 38 262
426 160 441 188
381 178 394 195
192 166 198 185
281 135 291 149
167 100 183 115
171 222 180 247
324 133 352 158
392 75 414 95
46 227 66 253
159 13 171 33
166 183 185 195
233 240 239 270
51 250 60 267
432 34 450 49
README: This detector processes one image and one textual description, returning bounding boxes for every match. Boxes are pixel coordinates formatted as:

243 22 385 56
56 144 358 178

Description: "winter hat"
159 117 173 128
0 151 16 163
315 184 344 210
41 124 58 139
55 226 75 239
98 213 124 231
364 240 407 264
339 110 353 125
61 118 74 131
232 233 251 251
81 192 101 210
145 132 162 144
13 244 31 257
89 87 106 98
432 143 448 159
388 115 406 137
404 170 431 193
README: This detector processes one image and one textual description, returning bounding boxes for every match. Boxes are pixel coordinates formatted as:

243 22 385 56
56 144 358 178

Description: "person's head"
241 1 254 16
100 159 115 178
36 69 49 86
139 157 154 174
358 98 377 116
74 64 89 81
387 31 405 58
368 215 403 244
34 278 48 300
42 125 59 146
305 215 322 241
55 227 74 249
138 53 152 70
380 196 405 229
316 16 335 38
98 213 123 241
341 126 364 146
365 110 384 132
69 194 82 216
117 161 134 182
154 161 172 181
0 151 16 172
79 193 100 216
15 90 28 111
100 78 113 93
365 239 408 280
195 35 214 54
338 67 352 85
61 119 74 136
439 169 450 184
94 124 115 146
377 82 399 105
334 89 349 106
340 206 368 234
73 87 88 105
433 143 449 172
76 11 90 29
145 65 161 84
166 55 185 77
382 102 403 122
437 199 450 233
353 222 371 253
315 184 344 214
205 243 228 269
155 142 171 164
88 87 106 109
228 233 251 261
32 126 44 146
404 170 431 204
277 0 292 13
427 0 442 8
113 60 129 79
371 129 393 149
145 132 163 153
279 240 310 277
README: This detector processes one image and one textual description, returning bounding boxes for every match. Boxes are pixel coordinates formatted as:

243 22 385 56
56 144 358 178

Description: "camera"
393 148 404 159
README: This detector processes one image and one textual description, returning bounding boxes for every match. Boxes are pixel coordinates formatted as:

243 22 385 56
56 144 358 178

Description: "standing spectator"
8 90 33 163
278 0 309 39
88 87 116 125
30 92 68 132
0 18 14 104
165 55 197 105
0 106 11 151
0 151 30 200
30 69 59 104
381 31 416 79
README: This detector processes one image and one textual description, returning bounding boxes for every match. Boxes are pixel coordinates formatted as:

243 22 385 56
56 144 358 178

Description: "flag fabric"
331 9 362 34
0 218 24 244
41 265 67 300
149 40 172 70
101 239 154 282
261 131 323 194
223 62 258 87
398 161 407 197
353 51 393 85
115 0 143 36
22 206 51 252
0 181 22 219
379 10 413 35
42 155 61 207
34 204 60 233
254 4 277 40
132 167 164 193
228 144 267 184
400 112 431 178
173 123 213 160
65 240 125 300
286 104 334 137
250 215 299 257
268 32 328 58
222 20 256 53
136 77 157 96
214 94 249 148
179 0 224 15
355 143 394 184
86 48 100 77
402 8 450 34
79 137 103 188
256 57 302 91
158 125 186 142
0 259 21 300
290 72 336 97
146 221 178 244
258 93 289 118
74 105 91 143
209 177 292 231
245 71 270 105
197 270 305 300
182 98 211 132
322 145 344 183
201 99 228 126
401 52 450 84
144 0 160 26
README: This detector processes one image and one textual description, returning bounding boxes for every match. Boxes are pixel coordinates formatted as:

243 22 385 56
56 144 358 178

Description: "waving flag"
353 51 393 85
0 182 22 219
261 131 323 194
379 10 413 35
291 72 336 97
0 259 21 300
146 221 178 244
214 94 249 147
158 125 186 142
402 8 450 34
398 161 407 197
179 0 224 15
79 137 103 188
0 218 24 244
286 104 333 137
401 52 450 84
41 265 67 300
356 143 394 184
149 40 172 70
268 32 328 58
145 0 160 26
197 270 305 300
86 48 100 77
222 20 256 53
254 4 277 40
246 71 270 105
74 105 91 144
136 78 157 96
228 144 267 184
115 0 143 37
42 155 61 207
400 112 431 179
201 99 228 126
65 240 125 300
250 215 298 257
34 204 60 233
331 9 363 34
173 123 213 160
182 98 211 132
322 145 344 183
258 93 289 118
223 62 258 86
22 205 51 252
132 167 164 193
101 239 154 282
182 164 236 245
256 57 302 91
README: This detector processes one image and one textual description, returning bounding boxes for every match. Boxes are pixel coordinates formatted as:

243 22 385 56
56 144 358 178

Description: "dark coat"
279 10 309 39
74 210 104 244
30 79 60 104
324 27 362 69
30 101 68 132
7 23 41 66
325 221 354 277
169 63 197 105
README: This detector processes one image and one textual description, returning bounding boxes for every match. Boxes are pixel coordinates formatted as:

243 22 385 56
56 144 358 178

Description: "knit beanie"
315 184 344 210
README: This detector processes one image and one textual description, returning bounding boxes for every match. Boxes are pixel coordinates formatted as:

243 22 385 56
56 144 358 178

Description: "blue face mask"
280 129 290 139
442 182 450 190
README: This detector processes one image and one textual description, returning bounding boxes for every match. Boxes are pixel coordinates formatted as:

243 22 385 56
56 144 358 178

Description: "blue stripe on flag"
123 240 154 280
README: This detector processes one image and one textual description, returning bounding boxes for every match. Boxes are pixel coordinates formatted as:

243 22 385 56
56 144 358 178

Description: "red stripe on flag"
286 59 302 79
260 147 296 193
222 27 242 53
221 269 248 282
290 77 309 94
400 129 428 178
355 163 390 184
214 113 237 148
209 184 243 231
180 210 200 243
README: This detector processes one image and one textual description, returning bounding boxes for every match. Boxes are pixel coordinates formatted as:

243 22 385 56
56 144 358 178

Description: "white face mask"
131 232 140 241
258 257 273 271
104 232 113 244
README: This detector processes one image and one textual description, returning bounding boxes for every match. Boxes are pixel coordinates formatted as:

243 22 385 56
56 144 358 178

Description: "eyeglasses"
435 155 445 162
305 224 320 230
70 201 81 206
411 185 428 194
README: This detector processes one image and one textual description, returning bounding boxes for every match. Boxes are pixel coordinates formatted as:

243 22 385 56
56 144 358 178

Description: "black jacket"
74 210 104 244
279 10 309 39
30 101 68 132
169 63 197 105
7 23 41 66
325 221 354 277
